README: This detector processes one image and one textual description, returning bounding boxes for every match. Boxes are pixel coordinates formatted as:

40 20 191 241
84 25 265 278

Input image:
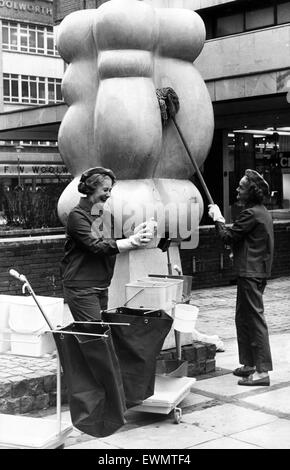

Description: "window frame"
1 20 59 56
3 74 63 105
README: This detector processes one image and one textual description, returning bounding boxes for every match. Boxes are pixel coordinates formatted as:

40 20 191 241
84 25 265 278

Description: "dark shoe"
233 367 255 378
238 375 270 386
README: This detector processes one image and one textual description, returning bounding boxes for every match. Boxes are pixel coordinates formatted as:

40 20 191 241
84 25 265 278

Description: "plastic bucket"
173 304 199 333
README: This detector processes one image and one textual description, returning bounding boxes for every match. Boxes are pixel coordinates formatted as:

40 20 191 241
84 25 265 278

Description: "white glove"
116 228 153 252
208 204 225 223
133 217 156 235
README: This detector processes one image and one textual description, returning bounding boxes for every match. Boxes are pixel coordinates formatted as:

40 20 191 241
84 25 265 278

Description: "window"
199 1 290 40
277 2 290 24
1 21 59 56
216 13 244 37
3 74 63 105
245 7 274 30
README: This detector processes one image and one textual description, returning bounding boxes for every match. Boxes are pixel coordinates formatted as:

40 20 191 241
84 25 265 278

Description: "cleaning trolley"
0 269 73 449
108 275 197 424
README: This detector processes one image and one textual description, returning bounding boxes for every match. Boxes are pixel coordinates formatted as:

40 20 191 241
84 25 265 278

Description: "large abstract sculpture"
56 0 214 241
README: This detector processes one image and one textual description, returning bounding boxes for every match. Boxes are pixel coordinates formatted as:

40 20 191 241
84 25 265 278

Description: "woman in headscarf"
61 166 152 322
208 169 274 386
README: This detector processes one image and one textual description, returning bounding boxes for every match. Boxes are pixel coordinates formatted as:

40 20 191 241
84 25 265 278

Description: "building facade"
52 0 290 223
1 0 290 227
0 0 69 228
194 0 290 222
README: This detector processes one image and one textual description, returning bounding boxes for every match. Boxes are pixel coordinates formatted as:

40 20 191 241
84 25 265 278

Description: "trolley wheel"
173 407 182 424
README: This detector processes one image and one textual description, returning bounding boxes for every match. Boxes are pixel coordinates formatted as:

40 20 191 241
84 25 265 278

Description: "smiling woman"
61 166 154 322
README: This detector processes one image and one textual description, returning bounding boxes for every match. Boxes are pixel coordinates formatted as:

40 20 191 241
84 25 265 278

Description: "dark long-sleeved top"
61 198 120 288
215 204 274 278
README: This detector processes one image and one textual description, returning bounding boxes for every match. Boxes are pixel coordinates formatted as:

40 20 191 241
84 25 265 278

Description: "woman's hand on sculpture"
129 227 153 247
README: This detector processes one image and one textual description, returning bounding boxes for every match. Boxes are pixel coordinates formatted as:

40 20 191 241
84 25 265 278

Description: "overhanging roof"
0 103 67 141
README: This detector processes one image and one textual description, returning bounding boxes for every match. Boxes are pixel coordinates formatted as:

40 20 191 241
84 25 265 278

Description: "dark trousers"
63 286 108 322
235 277 273 372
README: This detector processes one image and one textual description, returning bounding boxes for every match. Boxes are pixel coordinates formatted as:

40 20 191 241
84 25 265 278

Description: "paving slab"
189 436 262 449
241 386 290 415
90 421 221 450
190 373 269 397
182 403 277 435
231 419 290 449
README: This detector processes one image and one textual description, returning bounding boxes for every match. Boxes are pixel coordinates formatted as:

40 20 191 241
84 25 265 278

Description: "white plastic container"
9 295 64 334
8 295 63 357
10 331 55 357
125 281 174 312
146 277 184 303
173 304 199 333
0 295 11 352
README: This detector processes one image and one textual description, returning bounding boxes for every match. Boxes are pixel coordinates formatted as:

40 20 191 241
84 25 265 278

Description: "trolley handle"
9 269 27 283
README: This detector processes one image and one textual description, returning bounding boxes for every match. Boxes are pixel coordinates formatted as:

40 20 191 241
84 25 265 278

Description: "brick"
6 397 22 414
0 381 11 398
20 395 34 413
205 359 216 373
205 343 216 359
192 342 207 362
11 379 29 398
197 361 206 374
181 345 196 362
187 363 201 377
34 393 50 410
43 374 57 393
157 350 174 361
27 377 44 396
49 390 68 407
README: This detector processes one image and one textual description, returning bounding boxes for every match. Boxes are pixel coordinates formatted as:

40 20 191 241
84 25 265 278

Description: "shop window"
277 2 290 24
216 13 244 37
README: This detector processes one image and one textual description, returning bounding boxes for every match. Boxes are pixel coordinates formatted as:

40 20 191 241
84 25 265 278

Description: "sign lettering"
1 164 69 176
279 152 290 168
0 1 52 16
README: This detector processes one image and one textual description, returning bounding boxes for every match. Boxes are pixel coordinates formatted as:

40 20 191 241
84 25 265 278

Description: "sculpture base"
108 244 193 350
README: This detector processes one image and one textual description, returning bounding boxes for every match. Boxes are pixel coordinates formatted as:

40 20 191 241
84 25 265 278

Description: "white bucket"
173 304 199 333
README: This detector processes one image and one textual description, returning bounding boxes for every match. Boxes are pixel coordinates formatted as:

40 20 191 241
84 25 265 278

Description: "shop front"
0 144 71 229
202 93 290 223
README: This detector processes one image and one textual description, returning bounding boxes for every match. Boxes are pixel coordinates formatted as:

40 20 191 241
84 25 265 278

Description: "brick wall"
0 220 290 296
0 236 65 297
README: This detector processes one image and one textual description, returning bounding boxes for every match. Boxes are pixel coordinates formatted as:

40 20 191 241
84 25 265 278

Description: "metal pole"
56 351 62 434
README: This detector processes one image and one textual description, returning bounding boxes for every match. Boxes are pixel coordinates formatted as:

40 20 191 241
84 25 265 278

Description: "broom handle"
172 117 214 205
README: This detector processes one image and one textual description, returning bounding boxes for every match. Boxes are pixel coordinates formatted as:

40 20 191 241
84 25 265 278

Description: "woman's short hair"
244 169 270 204
78 167 116 195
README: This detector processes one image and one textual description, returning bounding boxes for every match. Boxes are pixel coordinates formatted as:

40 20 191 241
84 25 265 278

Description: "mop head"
156 87 180 125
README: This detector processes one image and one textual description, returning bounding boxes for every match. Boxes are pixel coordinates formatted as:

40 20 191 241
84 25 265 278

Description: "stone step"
0 341 216 415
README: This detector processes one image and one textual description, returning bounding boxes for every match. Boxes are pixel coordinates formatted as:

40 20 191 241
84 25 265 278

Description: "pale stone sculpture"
56 0 214 238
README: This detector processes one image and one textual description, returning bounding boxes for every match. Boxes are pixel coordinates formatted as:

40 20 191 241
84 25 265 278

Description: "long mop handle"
172 117 214 205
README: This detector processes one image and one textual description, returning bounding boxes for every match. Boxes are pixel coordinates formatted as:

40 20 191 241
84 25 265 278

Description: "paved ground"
1 275 289 450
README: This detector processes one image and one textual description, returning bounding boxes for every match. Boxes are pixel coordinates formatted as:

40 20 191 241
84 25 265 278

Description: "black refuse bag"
102 308 173 407
53 322 126 438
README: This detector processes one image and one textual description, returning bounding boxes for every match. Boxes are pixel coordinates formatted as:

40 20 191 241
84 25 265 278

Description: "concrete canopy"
0 103 67 141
